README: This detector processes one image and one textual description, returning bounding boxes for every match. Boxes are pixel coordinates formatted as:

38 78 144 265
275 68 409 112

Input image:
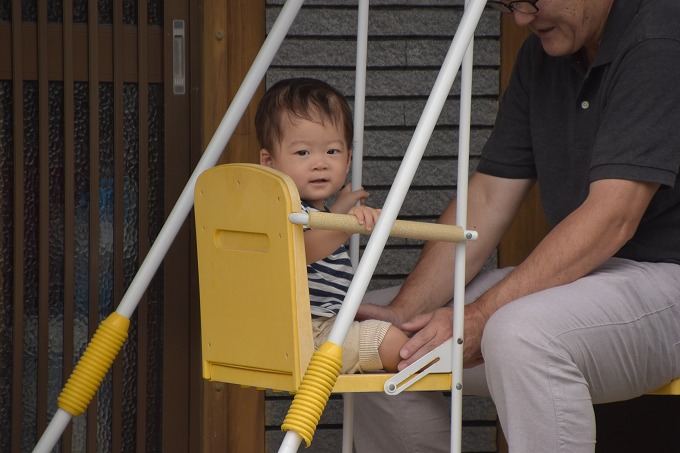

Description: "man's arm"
357 172 534 325
398 178 660 369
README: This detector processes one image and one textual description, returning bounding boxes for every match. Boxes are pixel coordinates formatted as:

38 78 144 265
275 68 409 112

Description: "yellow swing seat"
194 163 452 394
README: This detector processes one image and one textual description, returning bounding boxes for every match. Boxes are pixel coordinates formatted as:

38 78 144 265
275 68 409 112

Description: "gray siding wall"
263 1 501 451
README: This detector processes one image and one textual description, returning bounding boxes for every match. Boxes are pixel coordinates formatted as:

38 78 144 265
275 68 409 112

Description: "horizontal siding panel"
266 395 345 426
272 38 500 67
266 67 499 96
266 424 497 453
266 394 498 426
265 396 497 453
361 158 479 187
362 129 490 158
366 188 457 216
267 7 500 38
373 248 424 275
362 98 498 128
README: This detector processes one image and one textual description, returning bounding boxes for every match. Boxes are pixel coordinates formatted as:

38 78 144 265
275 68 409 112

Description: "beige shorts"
312 317 391 374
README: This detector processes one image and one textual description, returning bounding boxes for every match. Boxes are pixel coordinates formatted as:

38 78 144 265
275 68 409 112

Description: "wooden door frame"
497 16 552 269
163 1 203 452
200 1 265 452
495 15 552 453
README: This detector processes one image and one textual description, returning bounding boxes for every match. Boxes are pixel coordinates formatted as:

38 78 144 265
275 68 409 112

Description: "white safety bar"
451 0 476 449
343 0 370 451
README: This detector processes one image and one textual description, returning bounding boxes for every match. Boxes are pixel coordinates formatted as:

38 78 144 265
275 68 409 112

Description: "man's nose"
513 10 536 27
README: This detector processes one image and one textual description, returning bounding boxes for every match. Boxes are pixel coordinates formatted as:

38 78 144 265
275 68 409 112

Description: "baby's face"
261 116 351 210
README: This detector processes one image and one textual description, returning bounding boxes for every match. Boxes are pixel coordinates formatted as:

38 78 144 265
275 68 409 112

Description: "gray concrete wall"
264 1 501 451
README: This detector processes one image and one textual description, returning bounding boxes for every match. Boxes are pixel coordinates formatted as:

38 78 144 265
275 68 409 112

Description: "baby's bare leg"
378 326 409 372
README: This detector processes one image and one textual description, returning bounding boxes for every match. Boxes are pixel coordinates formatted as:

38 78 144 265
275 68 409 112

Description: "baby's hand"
348 205 381 231
330 184 370 214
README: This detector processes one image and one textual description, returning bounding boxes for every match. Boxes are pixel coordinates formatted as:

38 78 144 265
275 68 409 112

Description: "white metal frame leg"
451 0 476 449
343 0 370 452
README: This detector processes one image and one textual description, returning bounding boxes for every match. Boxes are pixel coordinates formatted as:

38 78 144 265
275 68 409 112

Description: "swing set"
31 1 680 452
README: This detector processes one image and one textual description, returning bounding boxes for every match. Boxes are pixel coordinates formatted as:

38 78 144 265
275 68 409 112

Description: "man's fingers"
398 309 453 370
399 324 436 361
401 312 432 331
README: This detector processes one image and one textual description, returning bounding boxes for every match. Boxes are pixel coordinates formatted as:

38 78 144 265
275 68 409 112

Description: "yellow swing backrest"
195 163 313 393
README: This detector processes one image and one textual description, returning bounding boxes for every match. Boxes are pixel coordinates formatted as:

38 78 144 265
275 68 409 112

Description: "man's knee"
481 301 553 368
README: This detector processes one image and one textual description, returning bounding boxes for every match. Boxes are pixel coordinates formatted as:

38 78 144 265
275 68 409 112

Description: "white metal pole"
450 0 478 450
343 1 369 452
32 410 72 453
349 0 369 267
33 1 306 452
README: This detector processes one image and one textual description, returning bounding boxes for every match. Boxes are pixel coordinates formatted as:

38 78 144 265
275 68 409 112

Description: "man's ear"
260 148 274 167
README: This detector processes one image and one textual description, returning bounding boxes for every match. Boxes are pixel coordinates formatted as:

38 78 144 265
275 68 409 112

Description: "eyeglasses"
487 0 539 14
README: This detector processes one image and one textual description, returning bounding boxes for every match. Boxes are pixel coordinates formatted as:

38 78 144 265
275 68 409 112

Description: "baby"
255 77 408 373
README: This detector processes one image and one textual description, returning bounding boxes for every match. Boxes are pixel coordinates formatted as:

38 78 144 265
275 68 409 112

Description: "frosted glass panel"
0 80 14 453
22 0 37 21
0 2 122 24
97 82 114 453
21 81 39 453
121 83 139 451
71 81 90 452
0 8 166 447
145 83 164 450
48 83 65 446
0 2 9 21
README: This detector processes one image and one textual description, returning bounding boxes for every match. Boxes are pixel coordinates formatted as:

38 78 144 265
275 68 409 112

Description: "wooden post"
496 15 551 453
201 1 266 452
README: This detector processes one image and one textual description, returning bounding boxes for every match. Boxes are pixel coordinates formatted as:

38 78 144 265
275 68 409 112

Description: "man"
354 0 680 451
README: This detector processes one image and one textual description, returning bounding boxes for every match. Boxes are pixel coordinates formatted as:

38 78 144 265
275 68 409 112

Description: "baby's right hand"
330 184 371 214
348 205 381 231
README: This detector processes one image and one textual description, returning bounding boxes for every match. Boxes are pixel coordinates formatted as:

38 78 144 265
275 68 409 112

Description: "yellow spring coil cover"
281 342 343 447
58 312 130 416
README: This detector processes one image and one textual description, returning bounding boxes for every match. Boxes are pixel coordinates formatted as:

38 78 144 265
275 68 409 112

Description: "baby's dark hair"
255 78 353 152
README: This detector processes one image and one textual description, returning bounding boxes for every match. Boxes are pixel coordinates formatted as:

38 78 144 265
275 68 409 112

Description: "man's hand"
397 308 453 370
397 304 486 371
355 303 403 326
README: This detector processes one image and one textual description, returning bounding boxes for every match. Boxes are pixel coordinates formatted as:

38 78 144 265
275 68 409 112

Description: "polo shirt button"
581 100 590 109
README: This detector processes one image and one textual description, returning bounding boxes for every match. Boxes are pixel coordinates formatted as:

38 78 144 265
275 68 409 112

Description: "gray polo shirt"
478 0 680 264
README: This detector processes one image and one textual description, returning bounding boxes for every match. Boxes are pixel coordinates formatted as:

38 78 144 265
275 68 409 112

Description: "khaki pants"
353 259 680 453
312 316 391 374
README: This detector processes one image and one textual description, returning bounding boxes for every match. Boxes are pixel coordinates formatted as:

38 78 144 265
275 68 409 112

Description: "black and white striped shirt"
301 201 353 318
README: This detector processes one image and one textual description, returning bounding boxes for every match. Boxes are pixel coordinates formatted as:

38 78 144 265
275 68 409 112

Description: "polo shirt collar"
592 0 643 67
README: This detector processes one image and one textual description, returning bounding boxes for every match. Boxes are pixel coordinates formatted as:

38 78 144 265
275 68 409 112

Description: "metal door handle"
172 20 185 95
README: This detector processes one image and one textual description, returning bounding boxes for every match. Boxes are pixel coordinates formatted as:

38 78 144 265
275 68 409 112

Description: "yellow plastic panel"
195 164 313 392
649 379 680 396
334 373 452 393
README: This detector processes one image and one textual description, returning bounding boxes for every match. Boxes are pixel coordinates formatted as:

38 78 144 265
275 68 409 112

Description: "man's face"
513 0 614 63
